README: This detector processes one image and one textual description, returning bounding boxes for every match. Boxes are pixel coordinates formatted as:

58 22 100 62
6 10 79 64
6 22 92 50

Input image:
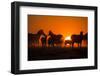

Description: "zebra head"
37 29 45 35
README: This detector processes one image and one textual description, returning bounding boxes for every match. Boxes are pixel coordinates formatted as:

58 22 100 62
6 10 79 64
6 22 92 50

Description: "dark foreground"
28 47 88 61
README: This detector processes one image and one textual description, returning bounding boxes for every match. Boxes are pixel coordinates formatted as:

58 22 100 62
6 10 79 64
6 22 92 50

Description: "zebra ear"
80 31 83 35
49 30 51 33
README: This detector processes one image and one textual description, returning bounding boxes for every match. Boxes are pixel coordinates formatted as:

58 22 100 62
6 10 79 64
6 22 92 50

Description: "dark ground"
28 47 88 61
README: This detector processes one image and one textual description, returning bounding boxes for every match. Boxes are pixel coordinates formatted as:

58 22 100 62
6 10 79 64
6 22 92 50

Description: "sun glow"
65 36 71 40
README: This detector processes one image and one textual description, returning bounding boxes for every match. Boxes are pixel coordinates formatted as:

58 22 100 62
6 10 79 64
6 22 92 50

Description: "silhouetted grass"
28 47 88 61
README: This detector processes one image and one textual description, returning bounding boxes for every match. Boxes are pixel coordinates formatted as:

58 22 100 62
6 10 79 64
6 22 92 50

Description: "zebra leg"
78 43 79 47
52 43 54 47
70 43 72 47
80 43 82 48
72 42 74 48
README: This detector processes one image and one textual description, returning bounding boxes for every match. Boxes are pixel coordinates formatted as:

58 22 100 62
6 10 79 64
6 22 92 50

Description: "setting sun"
65 36 71 40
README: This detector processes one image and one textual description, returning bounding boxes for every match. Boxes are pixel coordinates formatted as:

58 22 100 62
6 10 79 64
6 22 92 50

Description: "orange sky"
28 15 88 39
